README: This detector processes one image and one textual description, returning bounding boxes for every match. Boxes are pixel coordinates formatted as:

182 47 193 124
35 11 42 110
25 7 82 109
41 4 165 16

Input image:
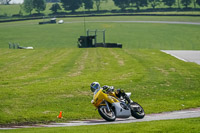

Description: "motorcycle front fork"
105 101 111 112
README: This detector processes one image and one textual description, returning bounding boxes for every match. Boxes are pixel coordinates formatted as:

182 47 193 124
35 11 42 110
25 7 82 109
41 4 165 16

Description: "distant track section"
161 50 200 65
64 21 200 25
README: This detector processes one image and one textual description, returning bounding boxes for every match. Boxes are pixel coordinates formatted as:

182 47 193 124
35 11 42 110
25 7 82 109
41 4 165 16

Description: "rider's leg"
115 89 131 103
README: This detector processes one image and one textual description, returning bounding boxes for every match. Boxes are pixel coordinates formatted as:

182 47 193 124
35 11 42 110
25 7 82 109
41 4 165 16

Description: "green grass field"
0 16 200 130
1 16 200 49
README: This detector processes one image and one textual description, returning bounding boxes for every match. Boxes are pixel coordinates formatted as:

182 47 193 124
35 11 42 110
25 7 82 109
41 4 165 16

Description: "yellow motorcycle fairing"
92 88 120 107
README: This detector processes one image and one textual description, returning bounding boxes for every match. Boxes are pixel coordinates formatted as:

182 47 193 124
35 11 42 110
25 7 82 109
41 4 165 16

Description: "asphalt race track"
161 50 200 65
1 108 200 129
41 108 200 127
64 21 200 25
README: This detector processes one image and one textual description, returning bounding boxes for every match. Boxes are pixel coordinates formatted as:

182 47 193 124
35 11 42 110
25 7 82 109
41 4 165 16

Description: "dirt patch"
112 72 134 81
58 94 75 98
154 67 169 76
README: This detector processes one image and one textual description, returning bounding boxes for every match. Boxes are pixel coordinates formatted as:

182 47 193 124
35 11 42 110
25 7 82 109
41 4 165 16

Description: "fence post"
13 43 15 49
9 42 12 49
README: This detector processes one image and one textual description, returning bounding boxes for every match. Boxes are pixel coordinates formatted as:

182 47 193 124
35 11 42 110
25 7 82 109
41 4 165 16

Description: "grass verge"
0 48 199 125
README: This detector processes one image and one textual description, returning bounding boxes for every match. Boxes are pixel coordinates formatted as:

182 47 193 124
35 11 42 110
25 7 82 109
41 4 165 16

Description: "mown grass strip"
0 48 199 125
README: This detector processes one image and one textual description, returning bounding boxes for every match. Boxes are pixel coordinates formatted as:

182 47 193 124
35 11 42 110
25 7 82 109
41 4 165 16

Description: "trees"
197 0 200 6
82 0 93 11
192 0 197 8
162 0 176 8
148 0 161 9
46 0 60 2
23 0 34 15
181 0 192 8
50 3 62 13
94 0 101 11
137 0 148 10
130 0 148 11
94 0 107 11
6 0 11 4
60 0 82 13
33 0 46 13
23 0 46 14
7 0 200 17
113 0 130 10
177 0 181 8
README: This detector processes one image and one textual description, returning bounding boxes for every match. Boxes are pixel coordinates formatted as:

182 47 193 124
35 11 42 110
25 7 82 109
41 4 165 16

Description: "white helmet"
90 82 101 92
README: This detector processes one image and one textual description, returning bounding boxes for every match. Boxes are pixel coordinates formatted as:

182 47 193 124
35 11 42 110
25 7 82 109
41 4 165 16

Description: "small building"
77 29 122 48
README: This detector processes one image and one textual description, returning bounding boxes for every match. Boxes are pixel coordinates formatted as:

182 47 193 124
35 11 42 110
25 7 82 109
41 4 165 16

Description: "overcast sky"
10 0 24 4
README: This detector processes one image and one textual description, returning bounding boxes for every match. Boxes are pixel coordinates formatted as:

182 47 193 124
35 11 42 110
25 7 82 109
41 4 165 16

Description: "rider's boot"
124 94 131 104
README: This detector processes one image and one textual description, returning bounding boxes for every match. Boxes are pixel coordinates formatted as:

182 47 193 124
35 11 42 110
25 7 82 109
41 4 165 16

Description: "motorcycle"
91 88 145 121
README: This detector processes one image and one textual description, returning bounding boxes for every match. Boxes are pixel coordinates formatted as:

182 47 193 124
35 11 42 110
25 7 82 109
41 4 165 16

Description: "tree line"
22 0 200 15
113 0 200 10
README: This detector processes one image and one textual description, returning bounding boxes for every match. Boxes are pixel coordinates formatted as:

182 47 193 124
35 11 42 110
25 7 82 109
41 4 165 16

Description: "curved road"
42 108 200 127
1 107 200 129
161 50 200 65
64 21 200 25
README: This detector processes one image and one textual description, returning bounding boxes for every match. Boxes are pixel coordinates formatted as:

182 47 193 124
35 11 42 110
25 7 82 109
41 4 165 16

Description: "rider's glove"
102 85 114 93
103 85 109 92
115 89 125 97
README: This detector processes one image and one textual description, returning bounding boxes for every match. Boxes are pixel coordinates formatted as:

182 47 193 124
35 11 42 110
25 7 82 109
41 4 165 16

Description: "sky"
10 0 24 4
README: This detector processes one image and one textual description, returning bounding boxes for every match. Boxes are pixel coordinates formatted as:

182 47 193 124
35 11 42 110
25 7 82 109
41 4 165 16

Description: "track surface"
1 108 200 129
161 50 200 65
64 21 200 25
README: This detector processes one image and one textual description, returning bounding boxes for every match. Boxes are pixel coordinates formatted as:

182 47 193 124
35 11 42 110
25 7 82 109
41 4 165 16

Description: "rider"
90 82 131 103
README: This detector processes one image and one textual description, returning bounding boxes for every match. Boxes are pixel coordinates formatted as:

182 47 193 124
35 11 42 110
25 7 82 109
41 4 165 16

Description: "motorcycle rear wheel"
98 106 116 121
130 102 145 119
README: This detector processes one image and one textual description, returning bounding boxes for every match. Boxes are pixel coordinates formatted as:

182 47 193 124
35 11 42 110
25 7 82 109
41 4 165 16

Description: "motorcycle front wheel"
98 106 116 121
130 102 145 119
